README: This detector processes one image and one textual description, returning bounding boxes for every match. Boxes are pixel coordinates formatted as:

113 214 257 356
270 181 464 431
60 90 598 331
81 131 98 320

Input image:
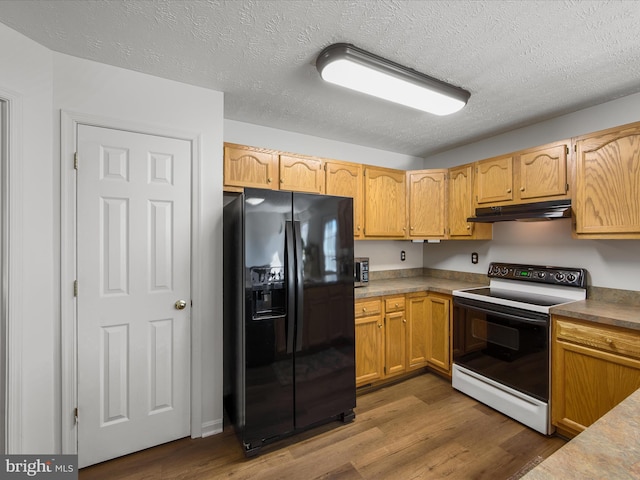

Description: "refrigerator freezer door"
292 193 356 429
242 189 295 446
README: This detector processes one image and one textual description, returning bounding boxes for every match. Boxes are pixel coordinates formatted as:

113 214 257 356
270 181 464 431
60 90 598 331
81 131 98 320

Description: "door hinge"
74 407 79 424
574 144 577 152
565 146 569 155
566 183 569 193
73 280 78 297
74 152 78 170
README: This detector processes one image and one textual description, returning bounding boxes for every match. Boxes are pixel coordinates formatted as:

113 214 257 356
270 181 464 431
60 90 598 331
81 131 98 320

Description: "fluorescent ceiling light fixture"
316 43 470 116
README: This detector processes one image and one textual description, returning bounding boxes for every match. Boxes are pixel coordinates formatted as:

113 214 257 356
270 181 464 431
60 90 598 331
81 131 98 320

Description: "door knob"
175 300 187 310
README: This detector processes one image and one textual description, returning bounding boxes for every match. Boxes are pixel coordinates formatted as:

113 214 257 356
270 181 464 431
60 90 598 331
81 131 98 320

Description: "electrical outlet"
401 250 406 261
471 252 478 264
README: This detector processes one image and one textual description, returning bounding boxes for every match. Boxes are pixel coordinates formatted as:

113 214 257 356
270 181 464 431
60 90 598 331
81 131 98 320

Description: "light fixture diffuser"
316 43 470 116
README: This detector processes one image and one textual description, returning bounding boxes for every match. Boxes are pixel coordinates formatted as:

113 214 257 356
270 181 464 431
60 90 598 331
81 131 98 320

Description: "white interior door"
77 124 191 468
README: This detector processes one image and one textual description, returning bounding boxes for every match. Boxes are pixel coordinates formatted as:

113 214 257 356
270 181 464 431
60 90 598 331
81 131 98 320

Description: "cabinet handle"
267 177 272 183
466 225 471 230
362 307 367 313
410 226 414 230
605 337 613 344
402 318 407 323
520 187 525 192
507 188 512 193
377 323 382 328
395 303 399 307
357 225 361 231
280 178 284 184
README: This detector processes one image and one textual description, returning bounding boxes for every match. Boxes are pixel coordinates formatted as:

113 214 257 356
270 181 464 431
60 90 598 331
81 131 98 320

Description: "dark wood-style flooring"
79 374 565 479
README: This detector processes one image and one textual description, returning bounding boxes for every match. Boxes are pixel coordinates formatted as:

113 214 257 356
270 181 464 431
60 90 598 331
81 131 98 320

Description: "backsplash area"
369 267 640 305
369 267 487 284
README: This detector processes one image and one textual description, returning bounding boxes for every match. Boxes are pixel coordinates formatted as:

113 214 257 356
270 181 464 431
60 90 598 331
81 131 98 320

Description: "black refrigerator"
223 188 355 456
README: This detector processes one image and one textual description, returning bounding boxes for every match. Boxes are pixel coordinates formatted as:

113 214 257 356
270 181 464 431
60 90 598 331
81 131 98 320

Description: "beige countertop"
354 276 485 299
522 387 640 479
550 299 640 331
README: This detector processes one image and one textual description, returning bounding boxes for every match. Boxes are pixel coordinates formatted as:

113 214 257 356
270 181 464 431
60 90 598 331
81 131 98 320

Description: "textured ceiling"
1 0 640 157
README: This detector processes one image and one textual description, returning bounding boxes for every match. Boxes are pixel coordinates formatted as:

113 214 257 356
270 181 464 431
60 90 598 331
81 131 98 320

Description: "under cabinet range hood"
467 200 572 223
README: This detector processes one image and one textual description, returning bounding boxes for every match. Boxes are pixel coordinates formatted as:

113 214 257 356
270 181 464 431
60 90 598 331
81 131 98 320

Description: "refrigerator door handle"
285 221 295 354
294 221 304 352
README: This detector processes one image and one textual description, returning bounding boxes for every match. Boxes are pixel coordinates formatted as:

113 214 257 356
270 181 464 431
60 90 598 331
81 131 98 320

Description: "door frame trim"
60 110 204 454
1 89 24 454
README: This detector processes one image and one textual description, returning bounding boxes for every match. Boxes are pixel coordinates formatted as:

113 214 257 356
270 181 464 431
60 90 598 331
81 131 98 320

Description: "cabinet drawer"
355 299 382 318
555 318 640 360
385 296 405 313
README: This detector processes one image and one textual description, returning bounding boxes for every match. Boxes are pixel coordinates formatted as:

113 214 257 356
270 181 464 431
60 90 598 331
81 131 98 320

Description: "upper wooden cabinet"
363 166 407 238
448 164 492 240
407 169 447 239
223 143 278 190
325 160 364 238
574 122 640 238
474 141 569 207
517 142 568 201
475 154 514 205
279 154 324 194
223 143 324 194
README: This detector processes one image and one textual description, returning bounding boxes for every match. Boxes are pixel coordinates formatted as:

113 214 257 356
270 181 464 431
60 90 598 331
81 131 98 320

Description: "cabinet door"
223 144 278 189
448 164 491 240
363 166 407 237
475 155 514 205
426 294 451 374
355 313 384 387
407 170 447 238
552 339 640 437
406 295 428 369
575 123 640 236
385 311 406 376
517 143 568 201
279 154 324 194
325 160 364 238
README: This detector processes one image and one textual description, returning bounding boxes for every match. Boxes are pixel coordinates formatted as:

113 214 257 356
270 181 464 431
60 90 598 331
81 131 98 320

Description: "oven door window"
453 303 549 402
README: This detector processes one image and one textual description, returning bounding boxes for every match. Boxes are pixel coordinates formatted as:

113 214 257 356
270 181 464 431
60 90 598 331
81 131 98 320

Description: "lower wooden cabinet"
406 293 429 370
551 316 640 438
425 293 452 375
355 292 453 387
354 298 384 386
384 296 407 377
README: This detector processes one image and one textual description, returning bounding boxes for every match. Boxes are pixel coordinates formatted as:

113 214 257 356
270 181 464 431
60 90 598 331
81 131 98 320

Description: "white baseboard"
200 419 223 438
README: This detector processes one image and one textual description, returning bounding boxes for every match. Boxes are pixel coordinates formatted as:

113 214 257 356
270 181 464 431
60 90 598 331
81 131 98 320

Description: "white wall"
53 53 225 443
0 22 54 454
225 119 425 170
224 119 425 271
424 94 640 290
0 19 225 454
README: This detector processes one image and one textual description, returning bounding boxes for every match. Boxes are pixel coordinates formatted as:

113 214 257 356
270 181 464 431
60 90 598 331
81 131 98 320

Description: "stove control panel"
488 262 587 288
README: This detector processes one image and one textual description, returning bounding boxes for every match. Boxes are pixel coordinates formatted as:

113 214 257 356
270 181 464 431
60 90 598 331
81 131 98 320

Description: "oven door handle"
453 297 548 325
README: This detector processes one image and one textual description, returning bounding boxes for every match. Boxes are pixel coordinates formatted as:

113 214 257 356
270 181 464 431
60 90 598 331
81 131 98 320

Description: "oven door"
453 296 550 402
